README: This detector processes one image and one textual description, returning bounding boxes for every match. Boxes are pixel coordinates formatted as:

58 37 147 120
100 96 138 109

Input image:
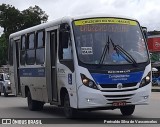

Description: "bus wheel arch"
26 86 44 111
60 87 77 118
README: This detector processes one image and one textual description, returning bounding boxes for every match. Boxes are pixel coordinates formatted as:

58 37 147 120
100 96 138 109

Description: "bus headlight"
139 72 151 88
81 74 98 90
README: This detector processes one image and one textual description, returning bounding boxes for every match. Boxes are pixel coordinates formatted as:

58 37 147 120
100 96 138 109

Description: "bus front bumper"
77 83 151 109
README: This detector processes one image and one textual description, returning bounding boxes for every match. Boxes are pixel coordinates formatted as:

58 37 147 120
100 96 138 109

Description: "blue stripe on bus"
19 68 45 77
91 71 143 84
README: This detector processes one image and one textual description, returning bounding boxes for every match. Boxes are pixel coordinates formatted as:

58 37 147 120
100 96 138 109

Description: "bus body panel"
57 63 78 108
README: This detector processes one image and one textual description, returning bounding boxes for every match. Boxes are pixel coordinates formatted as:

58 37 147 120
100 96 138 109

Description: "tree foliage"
0 4 48 66
0 4 22 40
148 30 160 36
21 5 48 29
0 34 7 65
0 4 48 39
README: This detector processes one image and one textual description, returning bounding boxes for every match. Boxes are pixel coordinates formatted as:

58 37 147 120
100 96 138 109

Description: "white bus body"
9 14 151 118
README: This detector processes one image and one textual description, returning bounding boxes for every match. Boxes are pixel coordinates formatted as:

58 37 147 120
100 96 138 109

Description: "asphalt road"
0 92 159 127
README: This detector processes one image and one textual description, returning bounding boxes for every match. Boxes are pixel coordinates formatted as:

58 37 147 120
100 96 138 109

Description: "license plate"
112 101 126 106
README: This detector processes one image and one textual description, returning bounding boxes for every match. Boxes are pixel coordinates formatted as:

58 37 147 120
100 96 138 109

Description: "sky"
0 0 160 35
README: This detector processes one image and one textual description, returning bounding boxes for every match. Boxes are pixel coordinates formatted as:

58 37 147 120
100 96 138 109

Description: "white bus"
9 14 151 118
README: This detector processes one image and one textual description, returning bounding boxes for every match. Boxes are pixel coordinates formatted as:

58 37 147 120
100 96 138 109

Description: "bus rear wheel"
64 93 76 118
120 105 135 116
27 90 44 111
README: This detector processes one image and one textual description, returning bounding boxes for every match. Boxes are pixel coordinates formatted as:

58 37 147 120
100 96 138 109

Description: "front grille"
107 102 131 105
104 94 134 98
107 98 130 101
101 88 138 92
100 82 138 88
104 94 135 102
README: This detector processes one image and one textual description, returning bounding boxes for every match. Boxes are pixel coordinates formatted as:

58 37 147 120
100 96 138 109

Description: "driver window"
59 23 72 61
58 23 74 72
63 40 72 59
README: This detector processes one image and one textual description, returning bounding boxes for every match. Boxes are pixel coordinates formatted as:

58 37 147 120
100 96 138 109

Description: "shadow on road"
37 105 142 119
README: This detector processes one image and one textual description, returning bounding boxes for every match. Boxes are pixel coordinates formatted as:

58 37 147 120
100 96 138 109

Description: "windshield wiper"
99 36 110 64
99 36 137 66
110 38 138 66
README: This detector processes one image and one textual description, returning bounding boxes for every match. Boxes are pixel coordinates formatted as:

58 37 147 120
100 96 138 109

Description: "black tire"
3 87 8 97
64 93 77 118
120 105 135 116
0 92 1 96
27 90 44 111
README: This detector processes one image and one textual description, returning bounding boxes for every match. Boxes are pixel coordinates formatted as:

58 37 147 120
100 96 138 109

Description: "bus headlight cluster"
81 74 98 90
139 72 151 88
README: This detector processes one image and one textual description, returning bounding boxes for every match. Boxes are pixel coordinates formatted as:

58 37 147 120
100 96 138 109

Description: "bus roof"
9 14 138 39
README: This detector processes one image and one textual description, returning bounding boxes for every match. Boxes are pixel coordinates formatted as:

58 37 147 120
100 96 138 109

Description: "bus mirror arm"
141 26 147 40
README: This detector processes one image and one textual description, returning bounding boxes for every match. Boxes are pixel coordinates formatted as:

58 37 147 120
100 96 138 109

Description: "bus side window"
36 30 45 65
26 33 35 65
20 35 26 65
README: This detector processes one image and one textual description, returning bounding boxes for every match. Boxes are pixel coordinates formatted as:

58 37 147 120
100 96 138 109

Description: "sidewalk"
152 86 160 92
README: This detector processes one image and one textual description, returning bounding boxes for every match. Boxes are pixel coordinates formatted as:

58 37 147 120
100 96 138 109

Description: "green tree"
0 34 7 65
21 5 48 29
0 4 48 40
0 4 48 66
0 4 23 40
148 30 160 36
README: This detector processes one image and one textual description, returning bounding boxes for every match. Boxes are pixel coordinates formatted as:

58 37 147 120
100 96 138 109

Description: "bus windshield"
73 18 149 65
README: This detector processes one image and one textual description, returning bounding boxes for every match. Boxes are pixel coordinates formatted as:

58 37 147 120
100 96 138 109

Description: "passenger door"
46 28 58 102
9 38 21 96
50 31 58 101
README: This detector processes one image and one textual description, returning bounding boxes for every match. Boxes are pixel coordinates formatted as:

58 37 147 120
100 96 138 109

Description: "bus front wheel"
120 105 135 116
64 93 76 118
27 90 44 111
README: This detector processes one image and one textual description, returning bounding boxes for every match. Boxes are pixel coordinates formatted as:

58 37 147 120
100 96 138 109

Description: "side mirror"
141 26 147 40
60 31 69 48
60 23 70 49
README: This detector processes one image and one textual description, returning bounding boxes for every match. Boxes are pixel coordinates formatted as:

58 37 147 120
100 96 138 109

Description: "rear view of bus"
72 17 151 116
